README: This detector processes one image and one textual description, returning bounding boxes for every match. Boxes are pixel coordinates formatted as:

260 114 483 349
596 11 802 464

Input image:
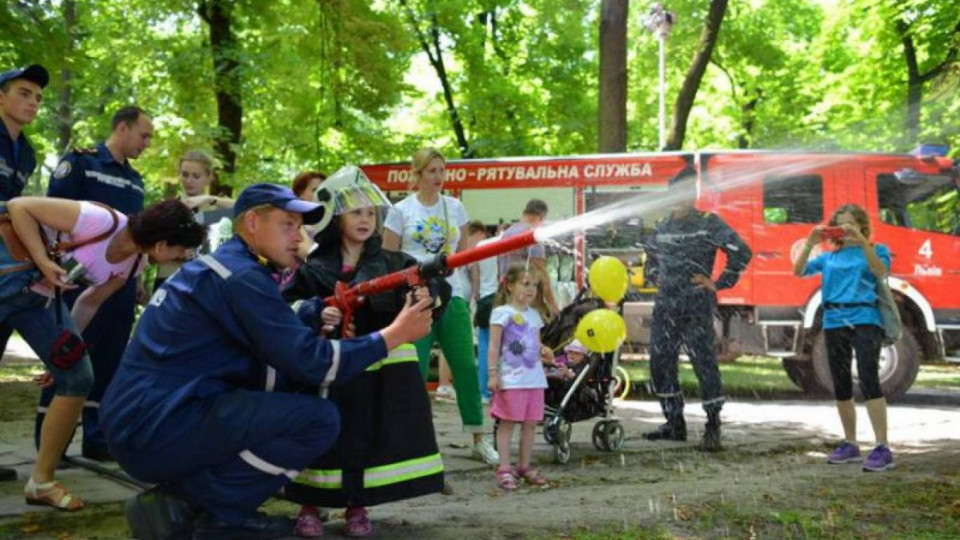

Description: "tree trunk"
399 0 472 157
897 19 960 149
56 0 76 154
737 93 759 149
663 0 728 151
598 0 628 153
199 0 242 196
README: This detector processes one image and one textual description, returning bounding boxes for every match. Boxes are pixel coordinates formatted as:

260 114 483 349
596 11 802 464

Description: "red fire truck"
361 149 960 400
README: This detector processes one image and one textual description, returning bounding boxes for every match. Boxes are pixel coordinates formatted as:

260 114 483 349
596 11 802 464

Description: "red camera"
821 227 845 240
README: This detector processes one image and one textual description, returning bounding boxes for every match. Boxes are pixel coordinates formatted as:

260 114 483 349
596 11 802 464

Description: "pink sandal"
495 466 517 491
344 506 372 537
295 506 324 538
516 466 549 487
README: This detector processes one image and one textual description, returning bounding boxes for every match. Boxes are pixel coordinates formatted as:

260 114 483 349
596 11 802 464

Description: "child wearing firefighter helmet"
282 166 446 537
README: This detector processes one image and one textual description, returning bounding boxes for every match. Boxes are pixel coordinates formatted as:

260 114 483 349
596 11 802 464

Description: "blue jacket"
0 120 37 201
100 236 389 452
47 143 144 214
645 210 752 302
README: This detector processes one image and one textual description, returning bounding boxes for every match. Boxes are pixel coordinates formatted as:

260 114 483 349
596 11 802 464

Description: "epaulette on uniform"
73 147 99 155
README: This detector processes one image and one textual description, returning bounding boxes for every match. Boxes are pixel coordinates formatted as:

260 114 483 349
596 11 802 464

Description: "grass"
620 356 801 398
619 355 960 398
680 468 960 539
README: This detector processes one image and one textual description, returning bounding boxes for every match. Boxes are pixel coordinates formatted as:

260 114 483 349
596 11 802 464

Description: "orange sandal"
516 466 549 487
24 477 84 511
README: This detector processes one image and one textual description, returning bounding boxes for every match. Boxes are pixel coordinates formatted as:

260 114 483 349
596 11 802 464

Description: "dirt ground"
1 360 959 539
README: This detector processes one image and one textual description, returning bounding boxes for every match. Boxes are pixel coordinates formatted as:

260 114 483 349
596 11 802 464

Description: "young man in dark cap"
0 63 48 483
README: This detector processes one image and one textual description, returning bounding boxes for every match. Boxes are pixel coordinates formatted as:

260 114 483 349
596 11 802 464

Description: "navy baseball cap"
234 183 326 224
0 64 49 89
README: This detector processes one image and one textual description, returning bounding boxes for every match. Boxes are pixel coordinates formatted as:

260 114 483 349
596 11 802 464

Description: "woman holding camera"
1 197 204 510
793 203 894 472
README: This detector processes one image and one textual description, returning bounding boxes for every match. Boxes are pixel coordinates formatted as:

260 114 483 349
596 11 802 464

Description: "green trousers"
415 297 485 432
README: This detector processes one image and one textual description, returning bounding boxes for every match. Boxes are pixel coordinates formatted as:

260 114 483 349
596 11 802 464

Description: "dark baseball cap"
234 183 326 224
0 64 49 89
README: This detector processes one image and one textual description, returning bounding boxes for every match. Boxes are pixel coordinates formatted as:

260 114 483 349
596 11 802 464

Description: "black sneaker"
192 512 294 540
642 418 687 441
0 467 16 482
698 415 722 452
125 486 199 540
82 445 115 462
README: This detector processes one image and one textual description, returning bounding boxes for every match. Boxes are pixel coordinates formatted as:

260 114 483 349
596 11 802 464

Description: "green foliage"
0 0 957 201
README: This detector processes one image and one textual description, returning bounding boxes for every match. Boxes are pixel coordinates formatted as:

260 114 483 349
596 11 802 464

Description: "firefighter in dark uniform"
641 175 752 451
102 184 434 540
39 105 153 461
0 63 48 482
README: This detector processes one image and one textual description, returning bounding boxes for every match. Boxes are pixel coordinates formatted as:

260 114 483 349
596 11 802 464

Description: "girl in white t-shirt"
487 263 555 490
383 147 497 464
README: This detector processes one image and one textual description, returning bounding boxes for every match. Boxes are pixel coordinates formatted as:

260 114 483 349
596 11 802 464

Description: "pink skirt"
490 388 545 422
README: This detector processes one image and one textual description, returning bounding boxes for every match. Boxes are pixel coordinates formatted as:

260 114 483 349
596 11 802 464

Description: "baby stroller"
540 291 626 463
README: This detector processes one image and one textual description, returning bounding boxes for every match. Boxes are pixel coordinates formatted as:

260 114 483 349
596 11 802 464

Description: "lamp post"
643 3 676 151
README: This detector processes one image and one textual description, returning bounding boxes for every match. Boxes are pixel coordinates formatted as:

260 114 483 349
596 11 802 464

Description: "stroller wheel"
592 421 609 451
543 417 560 444
602 421 625 451
553 441 571 464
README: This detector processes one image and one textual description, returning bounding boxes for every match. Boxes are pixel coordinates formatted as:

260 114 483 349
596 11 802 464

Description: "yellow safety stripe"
365 343 418 372
294 452 444 490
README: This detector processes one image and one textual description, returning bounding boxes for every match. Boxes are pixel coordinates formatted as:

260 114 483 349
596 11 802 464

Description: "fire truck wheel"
781 357 814 390
810 331 921 402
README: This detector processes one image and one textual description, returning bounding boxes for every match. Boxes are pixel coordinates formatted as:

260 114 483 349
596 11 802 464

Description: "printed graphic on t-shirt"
502 312 541 371
412 215 454 255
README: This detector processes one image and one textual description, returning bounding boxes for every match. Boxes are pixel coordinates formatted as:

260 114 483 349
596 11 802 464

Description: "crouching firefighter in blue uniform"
641 174 752 452
100 183 435 540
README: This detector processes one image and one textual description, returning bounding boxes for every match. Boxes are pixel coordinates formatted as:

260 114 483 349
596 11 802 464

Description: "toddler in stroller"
540 294 626 463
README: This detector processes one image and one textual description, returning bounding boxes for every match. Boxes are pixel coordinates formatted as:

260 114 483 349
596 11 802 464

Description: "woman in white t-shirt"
382 147 497 465
155 150 234 290
4 197 204 511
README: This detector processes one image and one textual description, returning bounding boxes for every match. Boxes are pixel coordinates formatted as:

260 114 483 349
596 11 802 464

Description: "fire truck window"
762 175 822 224
878 173 960 236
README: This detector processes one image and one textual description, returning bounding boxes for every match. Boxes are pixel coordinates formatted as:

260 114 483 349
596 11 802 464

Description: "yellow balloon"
575 309 627 353
589 256 628 303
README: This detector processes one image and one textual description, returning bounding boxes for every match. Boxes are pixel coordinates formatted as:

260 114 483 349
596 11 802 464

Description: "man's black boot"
698 411 722 452
642 417 687 441
125 486 200 540
192 512 295 540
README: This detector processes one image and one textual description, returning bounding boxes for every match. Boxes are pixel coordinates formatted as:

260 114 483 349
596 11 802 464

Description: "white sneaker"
434 385 457 403
471 436 499 465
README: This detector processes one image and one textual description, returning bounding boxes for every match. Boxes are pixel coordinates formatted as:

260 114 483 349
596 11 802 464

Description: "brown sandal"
24 477 84 511
516 466 549 487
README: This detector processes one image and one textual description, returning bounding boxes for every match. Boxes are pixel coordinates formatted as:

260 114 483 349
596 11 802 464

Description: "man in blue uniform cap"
101 183 434 540
0 63 48 482
39 105 154 461
641 174 752 452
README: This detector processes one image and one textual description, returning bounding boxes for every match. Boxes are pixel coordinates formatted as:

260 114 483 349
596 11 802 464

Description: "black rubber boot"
698 411 722 452
642 417 687 441
125 486 200 540
192 513 294 540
